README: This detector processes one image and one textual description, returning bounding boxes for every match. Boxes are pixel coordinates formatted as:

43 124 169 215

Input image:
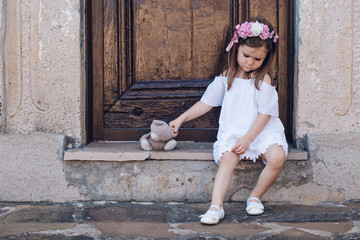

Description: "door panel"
91 0 294 142
134 0 231 81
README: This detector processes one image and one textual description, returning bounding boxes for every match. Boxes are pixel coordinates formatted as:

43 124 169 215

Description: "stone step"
64 142 309 202
64 141 307 162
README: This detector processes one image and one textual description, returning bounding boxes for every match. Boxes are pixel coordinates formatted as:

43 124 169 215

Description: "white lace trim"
213 134 288 165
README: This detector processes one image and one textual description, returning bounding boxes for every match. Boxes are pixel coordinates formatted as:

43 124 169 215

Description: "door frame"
86 0 295 143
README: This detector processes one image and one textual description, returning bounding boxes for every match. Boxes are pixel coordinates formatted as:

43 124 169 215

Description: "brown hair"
226 17 277 90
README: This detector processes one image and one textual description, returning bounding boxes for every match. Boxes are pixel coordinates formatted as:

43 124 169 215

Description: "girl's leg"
249 144 285 200
209 151 239 210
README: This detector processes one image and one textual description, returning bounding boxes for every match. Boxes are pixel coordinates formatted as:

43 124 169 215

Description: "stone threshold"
64 141 308 162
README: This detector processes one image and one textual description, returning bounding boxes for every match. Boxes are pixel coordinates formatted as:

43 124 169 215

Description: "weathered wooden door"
90 0 294 142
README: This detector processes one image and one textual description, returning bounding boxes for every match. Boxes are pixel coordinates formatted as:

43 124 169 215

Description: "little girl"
169 17 288 225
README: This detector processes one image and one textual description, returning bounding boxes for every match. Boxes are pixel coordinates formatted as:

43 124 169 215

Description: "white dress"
200 76 288 165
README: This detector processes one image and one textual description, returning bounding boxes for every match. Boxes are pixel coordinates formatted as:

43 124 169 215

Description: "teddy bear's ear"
152 120 166 126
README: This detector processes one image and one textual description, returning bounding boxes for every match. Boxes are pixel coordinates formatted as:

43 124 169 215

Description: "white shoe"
199 205 225 225
246 197 264 215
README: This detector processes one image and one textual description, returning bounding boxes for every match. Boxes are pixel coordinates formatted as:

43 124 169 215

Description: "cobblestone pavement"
0 201 359 239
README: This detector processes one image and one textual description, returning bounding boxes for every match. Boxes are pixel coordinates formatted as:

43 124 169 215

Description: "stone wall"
0 134 82 202
3 0 86 147
294 0 360 147
289 0 360 202
0 0 86 202
0 0 6 133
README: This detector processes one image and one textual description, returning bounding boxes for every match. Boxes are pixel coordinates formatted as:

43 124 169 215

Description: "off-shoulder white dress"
200 76 288 165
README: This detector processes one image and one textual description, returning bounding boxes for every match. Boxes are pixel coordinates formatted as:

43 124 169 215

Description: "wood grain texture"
278 0 294 140
90 0 294 142
249 0 277 26
133 0 231 81
104 79 220 128
92 0 104 140
103 0 119 106
104 128 218 141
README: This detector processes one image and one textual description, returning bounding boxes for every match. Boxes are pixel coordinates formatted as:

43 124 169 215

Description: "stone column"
0 0 86 202
5 0 86 146
294 0 359 148
292 0 360 201
0 0 6 133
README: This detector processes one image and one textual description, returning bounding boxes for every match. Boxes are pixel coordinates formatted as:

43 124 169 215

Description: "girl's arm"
169 101 213 134
231 113 271 155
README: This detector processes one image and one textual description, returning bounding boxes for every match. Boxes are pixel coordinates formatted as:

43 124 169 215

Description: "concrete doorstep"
0 201 359 240
61 141 310 203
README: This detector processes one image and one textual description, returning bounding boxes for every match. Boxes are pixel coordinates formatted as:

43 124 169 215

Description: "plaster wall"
3 0 85 146
0 0 6 132
294 0 360 143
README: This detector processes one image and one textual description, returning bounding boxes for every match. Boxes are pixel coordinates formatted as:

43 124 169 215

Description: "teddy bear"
139 120 178 151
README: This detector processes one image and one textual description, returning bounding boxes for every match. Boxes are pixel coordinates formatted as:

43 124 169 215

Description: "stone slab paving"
0 201 359 239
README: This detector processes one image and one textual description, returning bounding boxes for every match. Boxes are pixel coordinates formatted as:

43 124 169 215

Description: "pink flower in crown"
260 24 270 40
237 21 251 39
234 24 241 39
234 24 241 32
273 34 279 43
270 30 275 38
226 21 278 51
269 30 279 42
245 22 253 35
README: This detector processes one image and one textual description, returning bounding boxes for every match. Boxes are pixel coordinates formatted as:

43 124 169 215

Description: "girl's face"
237 44 268 74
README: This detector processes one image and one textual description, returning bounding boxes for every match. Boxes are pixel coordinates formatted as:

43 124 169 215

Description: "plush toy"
140 120 178 151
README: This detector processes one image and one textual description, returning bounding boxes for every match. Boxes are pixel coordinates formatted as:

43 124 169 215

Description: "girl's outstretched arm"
231 113 271 155
169 101 213 134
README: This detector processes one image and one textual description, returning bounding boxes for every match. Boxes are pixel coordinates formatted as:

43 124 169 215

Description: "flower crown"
226 21 279 52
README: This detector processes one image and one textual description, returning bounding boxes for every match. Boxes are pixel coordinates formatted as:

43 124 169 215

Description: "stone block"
65 160 218 202
266 133 360 203
4 0 85 146
306 133 360 200
0 134 82 202
294 0 360 138
65 156 311 202
64 142 150 161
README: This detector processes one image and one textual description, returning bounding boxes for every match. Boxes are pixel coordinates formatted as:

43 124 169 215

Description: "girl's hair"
226 17 277 90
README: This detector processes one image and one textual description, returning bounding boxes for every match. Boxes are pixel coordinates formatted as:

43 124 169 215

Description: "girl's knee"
265 145 285 169
220 151 239 168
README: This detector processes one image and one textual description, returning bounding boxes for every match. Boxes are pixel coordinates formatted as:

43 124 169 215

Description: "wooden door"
90 0 294 142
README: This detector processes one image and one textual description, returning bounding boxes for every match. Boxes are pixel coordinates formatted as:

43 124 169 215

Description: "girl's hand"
169 118 183 134
231 135 251 155
169 101 213 135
